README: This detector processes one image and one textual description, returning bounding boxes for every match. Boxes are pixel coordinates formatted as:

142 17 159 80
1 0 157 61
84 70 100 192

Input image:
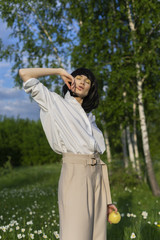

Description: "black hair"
62 68 99 113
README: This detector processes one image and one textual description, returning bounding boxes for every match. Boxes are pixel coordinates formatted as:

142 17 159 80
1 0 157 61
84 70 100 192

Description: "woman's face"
71 75 91 98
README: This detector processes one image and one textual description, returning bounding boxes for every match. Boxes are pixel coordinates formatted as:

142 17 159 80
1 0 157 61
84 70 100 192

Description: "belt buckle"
91 157 97 166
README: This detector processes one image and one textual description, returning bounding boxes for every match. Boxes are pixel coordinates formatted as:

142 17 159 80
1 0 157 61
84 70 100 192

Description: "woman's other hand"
107 204 118 224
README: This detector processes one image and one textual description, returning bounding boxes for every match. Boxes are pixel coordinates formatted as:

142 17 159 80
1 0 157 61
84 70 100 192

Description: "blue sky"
0 19 43 121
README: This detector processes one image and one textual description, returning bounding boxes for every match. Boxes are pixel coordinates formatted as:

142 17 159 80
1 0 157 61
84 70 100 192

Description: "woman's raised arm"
19 68 75 90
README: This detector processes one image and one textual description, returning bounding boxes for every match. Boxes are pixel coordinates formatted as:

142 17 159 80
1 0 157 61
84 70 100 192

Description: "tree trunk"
126 125 136 169
126 0 160 196
137 68 160 196
104 129 112 163
120 124 129 168
133 101 141 178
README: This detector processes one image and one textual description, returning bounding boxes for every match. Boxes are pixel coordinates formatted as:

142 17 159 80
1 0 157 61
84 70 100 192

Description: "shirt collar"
64 91 93 119
64 90 82 106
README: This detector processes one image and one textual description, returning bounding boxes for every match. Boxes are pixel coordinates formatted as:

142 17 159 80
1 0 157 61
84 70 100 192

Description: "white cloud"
0 87 24 100
0 86 40 120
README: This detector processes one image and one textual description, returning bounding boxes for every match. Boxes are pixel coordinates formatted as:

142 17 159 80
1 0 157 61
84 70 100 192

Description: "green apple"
108 211 121 224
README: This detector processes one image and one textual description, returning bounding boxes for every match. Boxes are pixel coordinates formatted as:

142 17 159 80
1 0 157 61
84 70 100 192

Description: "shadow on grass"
107 193 133 240
140 223 160 240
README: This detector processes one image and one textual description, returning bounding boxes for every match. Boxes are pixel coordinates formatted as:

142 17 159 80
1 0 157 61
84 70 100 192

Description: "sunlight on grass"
0 163 160 240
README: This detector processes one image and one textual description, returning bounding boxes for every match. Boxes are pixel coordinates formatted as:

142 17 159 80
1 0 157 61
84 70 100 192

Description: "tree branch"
28 4 63 67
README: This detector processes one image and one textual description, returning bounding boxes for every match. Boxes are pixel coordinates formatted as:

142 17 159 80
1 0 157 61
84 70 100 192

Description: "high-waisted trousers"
58 152 112 240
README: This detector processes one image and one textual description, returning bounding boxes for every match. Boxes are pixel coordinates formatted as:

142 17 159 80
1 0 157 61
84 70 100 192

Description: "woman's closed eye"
86 79 91 84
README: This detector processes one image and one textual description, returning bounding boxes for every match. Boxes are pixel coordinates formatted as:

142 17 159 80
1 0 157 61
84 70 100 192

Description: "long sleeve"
23 78 52 112
87 112 106 154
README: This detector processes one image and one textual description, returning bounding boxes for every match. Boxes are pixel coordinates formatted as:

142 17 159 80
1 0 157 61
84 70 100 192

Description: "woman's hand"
107 204 118 224
59 68 75 91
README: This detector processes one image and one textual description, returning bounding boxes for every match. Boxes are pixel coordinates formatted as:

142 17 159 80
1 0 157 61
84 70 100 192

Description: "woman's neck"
74 97 83 105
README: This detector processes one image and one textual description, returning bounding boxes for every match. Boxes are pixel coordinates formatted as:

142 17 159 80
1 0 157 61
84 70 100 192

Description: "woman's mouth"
77 86 84 91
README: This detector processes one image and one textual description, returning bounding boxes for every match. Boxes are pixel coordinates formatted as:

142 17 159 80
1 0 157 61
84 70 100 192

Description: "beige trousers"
58 152 112 240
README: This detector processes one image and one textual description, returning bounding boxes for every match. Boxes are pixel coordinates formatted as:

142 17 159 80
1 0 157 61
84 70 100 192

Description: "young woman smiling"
19 67 118 240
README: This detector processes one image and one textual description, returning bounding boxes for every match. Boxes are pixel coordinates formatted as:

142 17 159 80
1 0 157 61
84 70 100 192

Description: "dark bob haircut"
62 68 99 113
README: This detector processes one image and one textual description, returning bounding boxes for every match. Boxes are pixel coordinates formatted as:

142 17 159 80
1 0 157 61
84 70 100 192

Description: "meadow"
0 161 160 240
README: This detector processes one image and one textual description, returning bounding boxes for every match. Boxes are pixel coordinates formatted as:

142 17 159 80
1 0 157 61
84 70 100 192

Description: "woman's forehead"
76 75 90 80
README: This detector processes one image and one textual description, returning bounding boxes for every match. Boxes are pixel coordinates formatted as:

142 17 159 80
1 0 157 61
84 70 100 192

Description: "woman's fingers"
61 73 75 90
108 219 112 224
71 79 76 92
108 204 118 213
61 76 71 89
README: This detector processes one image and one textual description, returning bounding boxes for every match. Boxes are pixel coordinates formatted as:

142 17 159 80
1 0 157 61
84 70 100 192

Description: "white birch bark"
120 124 129 168
122 92 136 169
126 0 160 195
126 125 136 169
104 129 112 163
133 102 139 159
133 102 141 178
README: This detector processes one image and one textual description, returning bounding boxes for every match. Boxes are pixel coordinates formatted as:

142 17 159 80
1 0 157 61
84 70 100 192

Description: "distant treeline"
0 116 61 167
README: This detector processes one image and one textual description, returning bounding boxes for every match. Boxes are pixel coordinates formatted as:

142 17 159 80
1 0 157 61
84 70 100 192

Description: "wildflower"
16 226 20 230
1 226 6 232
26 220 33 225
141 211 148 219
38 230 42 234
127 213 131 217
21 228 25 232
147 221 151 224
17 234 22 239
29 233 34 239
154 221 158 225
54 231 60 239
43 234 47 238
130 232 136 239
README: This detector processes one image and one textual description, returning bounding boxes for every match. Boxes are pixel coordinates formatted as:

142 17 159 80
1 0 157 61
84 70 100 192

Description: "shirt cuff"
23 78 39 88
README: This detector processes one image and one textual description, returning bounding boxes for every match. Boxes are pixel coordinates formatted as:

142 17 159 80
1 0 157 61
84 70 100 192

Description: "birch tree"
0 0 75 88
64 0 160 195
126 0 160 195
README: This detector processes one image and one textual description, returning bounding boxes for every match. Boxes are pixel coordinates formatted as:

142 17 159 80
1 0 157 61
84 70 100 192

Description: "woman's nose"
80 79 85 85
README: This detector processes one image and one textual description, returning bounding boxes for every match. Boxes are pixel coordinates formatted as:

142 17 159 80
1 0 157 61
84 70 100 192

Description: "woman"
19 67 118 240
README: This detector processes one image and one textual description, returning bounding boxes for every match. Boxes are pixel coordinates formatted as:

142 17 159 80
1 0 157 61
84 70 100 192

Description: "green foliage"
0 116 61 167
0 156 13 176
109 159 141 187
0 0 76 88
1 0 160 167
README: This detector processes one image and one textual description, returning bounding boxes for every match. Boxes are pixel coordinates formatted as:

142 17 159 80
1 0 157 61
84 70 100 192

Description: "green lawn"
0 162 160 240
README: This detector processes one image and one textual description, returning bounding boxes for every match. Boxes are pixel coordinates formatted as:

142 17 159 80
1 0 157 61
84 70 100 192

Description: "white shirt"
23 78 106 155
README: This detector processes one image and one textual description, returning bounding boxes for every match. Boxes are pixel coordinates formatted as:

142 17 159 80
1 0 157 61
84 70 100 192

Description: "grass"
0 161 160 240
